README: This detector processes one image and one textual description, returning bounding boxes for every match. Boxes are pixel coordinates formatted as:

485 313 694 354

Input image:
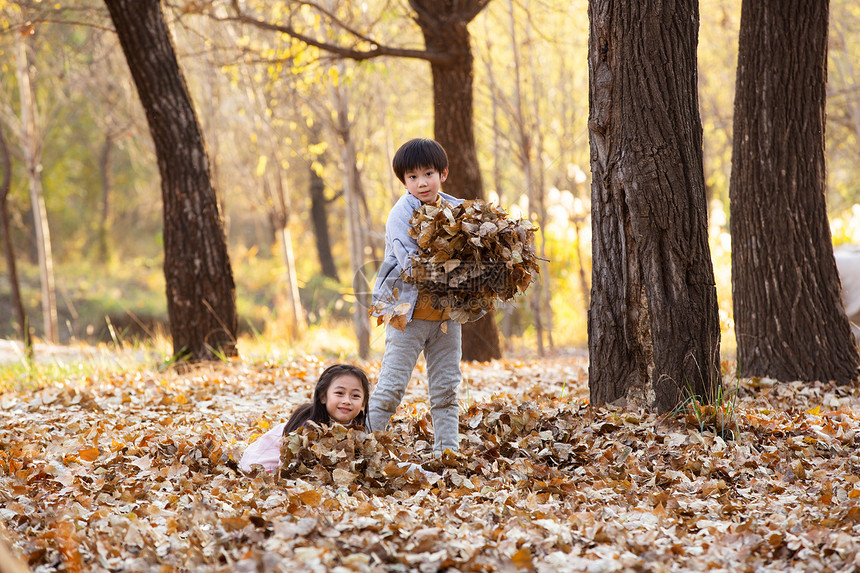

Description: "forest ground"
1 347 859 572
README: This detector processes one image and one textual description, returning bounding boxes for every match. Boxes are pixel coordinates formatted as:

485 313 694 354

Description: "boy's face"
403 165 448 204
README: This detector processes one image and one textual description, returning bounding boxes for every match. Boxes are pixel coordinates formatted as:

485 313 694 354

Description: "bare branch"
224 0 453 65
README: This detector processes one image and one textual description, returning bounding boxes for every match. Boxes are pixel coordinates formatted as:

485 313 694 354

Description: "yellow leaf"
805 405 821 416
255 155 268 177
511 547 534 571
78 447 100 462
298 490 322 507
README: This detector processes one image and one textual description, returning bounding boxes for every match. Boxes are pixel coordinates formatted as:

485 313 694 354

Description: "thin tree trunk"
730 0 860 383
309 160 339 281
308 125 339 281
588 0 721 413
830 23 860 162
105 0 238 362
335 71 371 359
97 133 112 263
277 225 303 337
0 128 33 361
266 163 304 340
506 0 544 357
524 0 554 351
15 31 58 344
481 18 514 349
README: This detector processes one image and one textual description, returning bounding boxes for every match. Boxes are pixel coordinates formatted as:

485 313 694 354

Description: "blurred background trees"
1 0 859 362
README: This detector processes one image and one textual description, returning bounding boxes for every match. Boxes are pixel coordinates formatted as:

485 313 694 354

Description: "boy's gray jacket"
371 191 464 322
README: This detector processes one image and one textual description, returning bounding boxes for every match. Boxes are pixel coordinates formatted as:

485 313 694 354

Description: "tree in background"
105 0 238 362
0 127 32 361
8 21 59 343
308 122 339 281
226 0 502 362
587 0 721 413
730 1 860 383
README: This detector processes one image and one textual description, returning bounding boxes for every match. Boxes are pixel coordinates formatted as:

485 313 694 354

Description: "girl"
239 364 371 473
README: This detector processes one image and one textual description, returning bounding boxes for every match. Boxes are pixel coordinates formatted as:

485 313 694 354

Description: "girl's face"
321 374 366 425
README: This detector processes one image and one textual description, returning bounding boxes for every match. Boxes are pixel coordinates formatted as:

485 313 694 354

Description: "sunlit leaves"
3 354 860 569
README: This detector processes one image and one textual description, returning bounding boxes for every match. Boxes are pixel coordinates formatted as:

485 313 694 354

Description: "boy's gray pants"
368 319 462 453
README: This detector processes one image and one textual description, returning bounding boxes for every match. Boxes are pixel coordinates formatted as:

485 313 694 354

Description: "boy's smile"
404 166 448 204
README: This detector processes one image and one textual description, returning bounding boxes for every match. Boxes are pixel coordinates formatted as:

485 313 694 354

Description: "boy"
368 138 465 455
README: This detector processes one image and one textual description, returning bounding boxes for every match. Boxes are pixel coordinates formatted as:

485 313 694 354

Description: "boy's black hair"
283 364 371 433
392 138 449 184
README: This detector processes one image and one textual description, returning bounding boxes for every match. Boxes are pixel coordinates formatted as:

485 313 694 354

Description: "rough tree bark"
730 1 860 383
105 0 238 362
412 0 502 362
588 0 721 413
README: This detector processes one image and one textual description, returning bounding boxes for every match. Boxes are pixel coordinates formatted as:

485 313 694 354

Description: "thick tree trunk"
414 0 501 362
0 129 33 361
105 0 238 362
587 0 721 413
730 1 860 383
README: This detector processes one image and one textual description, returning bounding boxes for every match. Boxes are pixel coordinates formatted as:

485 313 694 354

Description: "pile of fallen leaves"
405 200 540 323
2 354 860 572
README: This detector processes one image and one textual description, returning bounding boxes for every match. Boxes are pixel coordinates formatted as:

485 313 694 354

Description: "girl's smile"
321 374 365 425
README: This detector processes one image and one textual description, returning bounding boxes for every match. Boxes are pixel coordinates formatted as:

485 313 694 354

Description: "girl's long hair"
283 364 371 434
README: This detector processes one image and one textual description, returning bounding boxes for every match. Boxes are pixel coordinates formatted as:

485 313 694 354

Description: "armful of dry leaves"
404 199 541 324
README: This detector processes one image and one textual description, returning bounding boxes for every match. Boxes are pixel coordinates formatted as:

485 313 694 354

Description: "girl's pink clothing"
239 422 287 473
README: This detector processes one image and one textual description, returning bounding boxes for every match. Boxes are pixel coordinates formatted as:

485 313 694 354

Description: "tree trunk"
15 31 58 344
97 133 112 263
413 0 501 362
506 0 544 357
265 165 305 341
277 225 303 338
105 0 238 362
309 155 339 281
730 0 860 383
334 72 371 359
587 0 721 413
0 128 33 361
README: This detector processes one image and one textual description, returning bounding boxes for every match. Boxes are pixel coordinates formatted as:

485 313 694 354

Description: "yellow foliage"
255 155 268 177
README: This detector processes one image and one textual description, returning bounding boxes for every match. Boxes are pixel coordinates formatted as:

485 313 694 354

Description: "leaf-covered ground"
1 354 860 572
